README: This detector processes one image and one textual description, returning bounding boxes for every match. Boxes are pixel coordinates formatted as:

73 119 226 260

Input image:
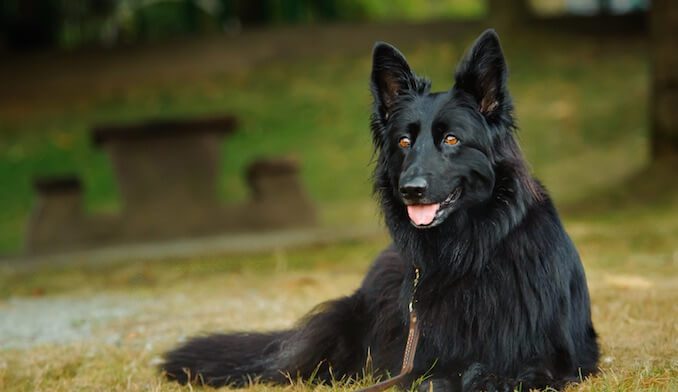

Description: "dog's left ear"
454 29 509 121
371 42 416 123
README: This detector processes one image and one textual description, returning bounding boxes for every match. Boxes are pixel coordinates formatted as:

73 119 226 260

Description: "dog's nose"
400 177 428 200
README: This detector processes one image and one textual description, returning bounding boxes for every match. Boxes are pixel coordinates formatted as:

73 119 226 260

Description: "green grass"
355 0 484 21
0 30 649 253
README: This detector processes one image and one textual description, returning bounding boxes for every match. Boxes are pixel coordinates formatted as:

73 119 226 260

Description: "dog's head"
371 29 518 229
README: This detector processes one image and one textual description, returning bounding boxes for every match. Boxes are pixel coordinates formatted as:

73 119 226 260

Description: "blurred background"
0 1 676 390
2 0 674 256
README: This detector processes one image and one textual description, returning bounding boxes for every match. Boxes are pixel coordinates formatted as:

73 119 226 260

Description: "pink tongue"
407 203 440 226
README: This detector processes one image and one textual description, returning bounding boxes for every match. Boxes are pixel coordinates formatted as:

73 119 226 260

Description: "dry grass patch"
1 207 676 391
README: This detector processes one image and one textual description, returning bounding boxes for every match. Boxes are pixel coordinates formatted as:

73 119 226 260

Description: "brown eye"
444 134 459 146
399 136 411 149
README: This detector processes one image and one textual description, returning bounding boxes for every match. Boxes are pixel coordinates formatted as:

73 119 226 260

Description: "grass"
0 207 676 391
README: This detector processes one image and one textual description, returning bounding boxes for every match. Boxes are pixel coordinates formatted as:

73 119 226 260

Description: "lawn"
0 23 676 391
0 207 676 391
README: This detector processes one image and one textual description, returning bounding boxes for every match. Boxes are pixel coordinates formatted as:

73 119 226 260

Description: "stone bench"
25 115 317 254
25 176 85 253
238 157 316 230
92 115 238 239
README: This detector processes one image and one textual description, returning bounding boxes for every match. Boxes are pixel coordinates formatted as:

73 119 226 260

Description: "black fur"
161 30 599 391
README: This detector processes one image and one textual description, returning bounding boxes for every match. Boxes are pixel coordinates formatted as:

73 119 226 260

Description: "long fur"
161 30 599 391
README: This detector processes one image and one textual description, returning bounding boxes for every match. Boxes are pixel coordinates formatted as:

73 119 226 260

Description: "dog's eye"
398 136 411 149
444 134 459 146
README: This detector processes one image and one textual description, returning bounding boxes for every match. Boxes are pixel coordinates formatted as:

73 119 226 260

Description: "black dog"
161 30 599 391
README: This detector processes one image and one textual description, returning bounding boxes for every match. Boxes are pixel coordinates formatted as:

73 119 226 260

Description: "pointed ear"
454 29 509 120
371 42 416 122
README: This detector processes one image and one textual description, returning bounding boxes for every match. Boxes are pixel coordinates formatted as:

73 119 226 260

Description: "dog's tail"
161 331 293 387
160 294 369 387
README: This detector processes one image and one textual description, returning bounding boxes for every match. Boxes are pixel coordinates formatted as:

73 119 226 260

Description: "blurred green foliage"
1 0 484 50
0 31 648 253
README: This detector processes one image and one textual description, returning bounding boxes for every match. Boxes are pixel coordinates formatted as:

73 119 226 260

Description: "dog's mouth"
406 187 463 229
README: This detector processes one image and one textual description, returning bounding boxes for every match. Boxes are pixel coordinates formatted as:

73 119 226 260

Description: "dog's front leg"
460 362 562 392
460 363 517 392
413 365 514 392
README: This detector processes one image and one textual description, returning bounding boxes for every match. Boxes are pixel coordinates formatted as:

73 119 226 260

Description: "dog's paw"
470 378 516 392
417 378 455 392
461 363 517 392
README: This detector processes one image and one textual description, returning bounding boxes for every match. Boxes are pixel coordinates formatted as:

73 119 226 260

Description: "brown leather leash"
356 268 421 392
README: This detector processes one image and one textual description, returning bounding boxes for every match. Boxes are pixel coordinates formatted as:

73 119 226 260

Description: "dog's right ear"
454 29 509 123
371 42 416 123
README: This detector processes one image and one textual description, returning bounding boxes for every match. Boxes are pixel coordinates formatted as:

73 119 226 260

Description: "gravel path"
2 226 383 270
0 294 149 349
0 227 383 351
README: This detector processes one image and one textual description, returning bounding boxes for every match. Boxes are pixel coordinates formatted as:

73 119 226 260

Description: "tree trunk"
236 0 272 26
650 0 678 161
4 0 60 50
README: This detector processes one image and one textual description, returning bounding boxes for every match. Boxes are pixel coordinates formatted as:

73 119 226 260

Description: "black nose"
400 177 428 200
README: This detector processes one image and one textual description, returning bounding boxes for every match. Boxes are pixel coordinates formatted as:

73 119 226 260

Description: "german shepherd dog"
162 30 599 391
